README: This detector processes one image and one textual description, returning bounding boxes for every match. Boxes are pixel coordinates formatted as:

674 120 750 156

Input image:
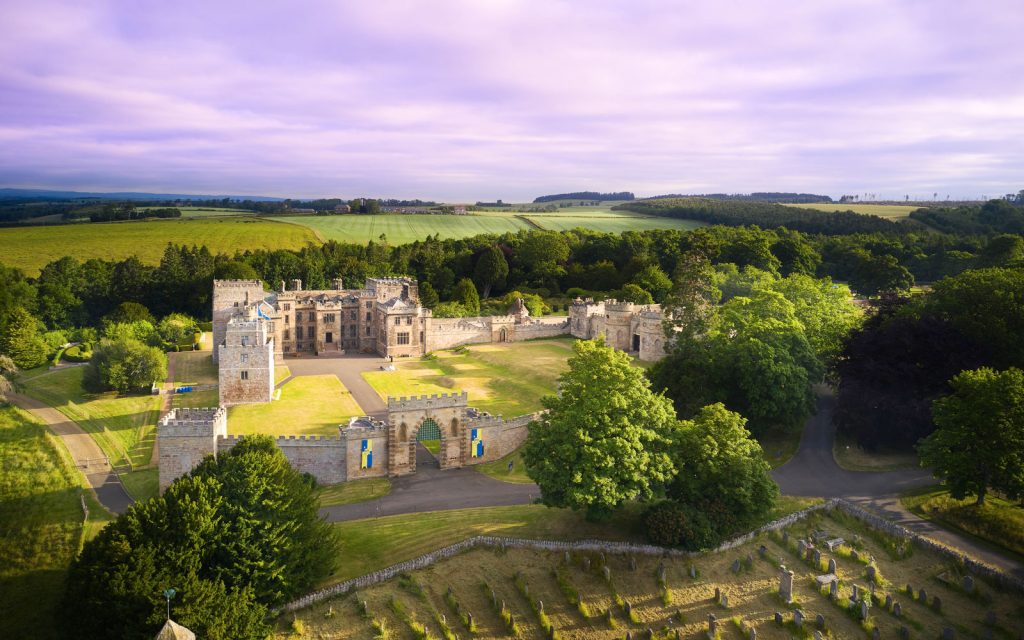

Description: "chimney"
332 278 344 290
291 279 302 291
280 280 286 292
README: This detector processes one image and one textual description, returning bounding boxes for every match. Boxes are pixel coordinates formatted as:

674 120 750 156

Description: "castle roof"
379 297 418 311
155 619 196 640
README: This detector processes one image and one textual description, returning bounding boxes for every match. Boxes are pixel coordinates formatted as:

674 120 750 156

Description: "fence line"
279 497 1024 613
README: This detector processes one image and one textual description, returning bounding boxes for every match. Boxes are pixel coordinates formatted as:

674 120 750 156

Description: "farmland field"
526 214 705 233
138 205 253 218
0 217 319 275
783 203 923 218
270 214 533 244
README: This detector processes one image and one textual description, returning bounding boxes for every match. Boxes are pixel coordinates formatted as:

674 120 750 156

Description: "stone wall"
387 393 467 474
462 413 537 466
344 426 389 481
423 316 495 352
217 435 347 485
510 317 571 342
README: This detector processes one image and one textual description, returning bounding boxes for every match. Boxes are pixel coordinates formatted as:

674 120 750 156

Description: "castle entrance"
416 418 442 469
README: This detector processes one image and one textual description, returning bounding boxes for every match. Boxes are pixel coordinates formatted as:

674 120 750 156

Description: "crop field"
0 217 319 275
783 203 923 218
279 506 1023 639
270 214 532 244
526 214 705 233
363 338 577 417
138 205 253 217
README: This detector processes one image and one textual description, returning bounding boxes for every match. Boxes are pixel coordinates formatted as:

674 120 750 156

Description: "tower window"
241 354 249 364
240 371 249 380
397 332 410 345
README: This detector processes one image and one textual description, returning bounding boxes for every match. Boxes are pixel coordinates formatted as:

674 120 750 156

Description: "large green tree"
472 245 509 298
0 306 49 369
523 339 677 521
919 367 1024 505
84 337 167 393
452 277 481 315
62 436 339 640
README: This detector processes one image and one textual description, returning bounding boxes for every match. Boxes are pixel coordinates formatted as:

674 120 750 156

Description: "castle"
213 277 667 406
156 278 671 493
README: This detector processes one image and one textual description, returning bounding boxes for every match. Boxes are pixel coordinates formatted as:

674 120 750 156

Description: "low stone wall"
463 413 537 466
511 317 571 342
218 435 347 485
279 497 1024 613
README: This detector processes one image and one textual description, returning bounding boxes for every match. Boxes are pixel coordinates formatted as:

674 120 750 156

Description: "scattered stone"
605 609 613 624
646 629 654 640
943 627 955 640
815 573 838 588
827 557 837 573
629 556 637 571
624 600 632 615
600 552 606 566
467 613 474 628
732 560 741 574
932 596 942 613
690 565 697 579
899 625 909 640
745 553 753 567
538 600 544 612
798 540 807 556
905 583 913 597
815 613 825 629
850 584 860 602
501 600 506 613
714 587 721 602
548 626 556 640
626 632 633 640
870 582 876 597
851 549 860 561
813 633 823 640
564 551 571 564
963 575 975 593
749 628 756 640
758 544 768 558
779 567 795 604
825 538 845 551
893 602 902 617
813 549 822 566
583 558 591 572
814 530 828 542
872 628 880 640
720 594 729 608
782 531 789 544
830 580 839 600
794 609 804 628
866 564 877 582
774 611 783 625
860 601 870 621
805 545 816 563
658 564 666 582
447 586 453 596
508 613 515 628
707 613 718 638
885 595 893 610
603 566 611 582
918 588 927 604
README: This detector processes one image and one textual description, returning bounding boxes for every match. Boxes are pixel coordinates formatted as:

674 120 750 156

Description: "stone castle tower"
218 318 275 406
157 408 227 492
211 280 265 364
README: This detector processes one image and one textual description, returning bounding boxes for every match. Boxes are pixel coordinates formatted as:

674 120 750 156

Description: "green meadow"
784 203 922 218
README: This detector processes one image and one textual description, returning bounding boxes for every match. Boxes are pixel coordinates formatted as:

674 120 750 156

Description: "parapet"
214 279 264 288
160 407 226 437
387 391 469 411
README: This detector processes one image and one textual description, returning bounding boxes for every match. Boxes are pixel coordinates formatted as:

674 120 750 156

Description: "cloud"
0 0 1022 200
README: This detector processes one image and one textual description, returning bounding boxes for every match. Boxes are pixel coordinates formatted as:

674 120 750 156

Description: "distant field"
138 206 253 218
0 217 319 275
270 214 532 244
783 203 922 218
526 214 705 233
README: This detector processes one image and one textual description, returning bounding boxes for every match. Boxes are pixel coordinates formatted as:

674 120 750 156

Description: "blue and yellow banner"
361 439 373 469
470 428 484 458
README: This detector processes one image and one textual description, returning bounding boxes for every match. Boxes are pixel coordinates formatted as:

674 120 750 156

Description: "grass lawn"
475 448 533 484
286 502 1018 640
900 485 1024 559
318 477 391 507
833 434 920 471
19 366 161 469
363 338 577 417
0 404 108 640
171 351 217 386
119 468 159 502
757 429 802 469
271 214 533 244
783 203 922 218
171 388 219 409
525 214 705 233
227 375 363 436
274 365 291 385
0 216 319 275
420 439 441 455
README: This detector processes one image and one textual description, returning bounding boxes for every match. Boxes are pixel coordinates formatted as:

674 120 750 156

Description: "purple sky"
1 0 1022 201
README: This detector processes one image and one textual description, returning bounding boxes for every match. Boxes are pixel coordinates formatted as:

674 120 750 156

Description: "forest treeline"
646 192 832 203
533 191 635 203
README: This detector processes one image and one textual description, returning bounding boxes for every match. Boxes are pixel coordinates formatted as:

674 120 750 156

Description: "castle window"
296 327 303 339
397 332 410 345
394 317 401 326
325 313 335 323
309 312 316 321
241 336 249 347
284 303 290 311
240 371 249 380
406 317 412 325
284 329 290 339
234 302 239 307
366 312 371 322
365 326 371 336
241 354 249 364
450 418 459 437
348 325 356 337
349 310 356 320
284 315 289 325
283 346 291 353
365 301 372 309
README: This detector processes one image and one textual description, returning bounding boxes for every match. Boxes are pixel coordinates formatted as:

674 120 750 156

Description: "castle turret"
158 408 227 493
211 280 265 363
218 317 275 406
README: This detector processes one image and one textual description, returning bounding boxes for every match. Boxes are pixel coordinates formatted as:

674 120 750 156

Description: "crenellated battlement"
388 391 469 411
214 279 264 288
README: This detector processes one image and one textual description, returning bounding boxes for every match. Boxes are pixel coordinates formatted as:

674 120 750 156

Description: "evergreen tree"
418 281 440 308
472 245 509 298
452 278 481 315
0 307 49 369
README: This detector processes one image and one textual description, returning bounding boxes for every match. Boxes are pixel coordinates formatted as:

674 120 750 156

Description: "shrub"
84 337 167 393
642 500 720 550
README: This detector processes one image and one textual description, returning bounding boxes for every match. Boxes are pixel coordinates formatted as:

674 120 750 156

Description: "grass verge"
474 448 533 484
900 485 1024 559
119 468 159 502
833 434 920 471
319 477 392 507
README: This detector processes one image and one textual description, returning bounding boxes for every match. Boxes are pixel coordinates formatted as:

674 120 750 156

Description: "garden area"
227 374 364 436
280 505 1024 639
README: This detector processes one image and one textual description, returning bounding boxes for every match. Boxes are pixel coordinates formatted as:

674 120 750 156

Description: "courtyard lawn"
287 500 1016 640
901 485 1024 560
0 405 107 640
119 468 159 502
171 388 219 410
318 477 392 508
475 449 533 484
270 214 533 245
227 375 364 436
171 351 217 386
19 366 161 469
0 216 319 275
363 338 577 417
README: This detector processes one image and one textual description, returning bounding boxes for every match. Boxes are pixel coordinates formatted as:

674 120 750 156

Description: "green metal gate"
417 418 441 441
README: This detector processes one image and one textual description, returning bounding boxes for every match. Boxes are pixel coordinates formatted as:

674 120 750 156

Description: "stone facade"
218 318 275 406
157 407 227 492
157 393 534 491
569 298 668 361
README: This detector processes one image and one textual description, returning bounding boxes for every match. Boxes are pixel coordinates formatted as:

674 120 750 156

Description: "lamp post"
162 588 177 620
